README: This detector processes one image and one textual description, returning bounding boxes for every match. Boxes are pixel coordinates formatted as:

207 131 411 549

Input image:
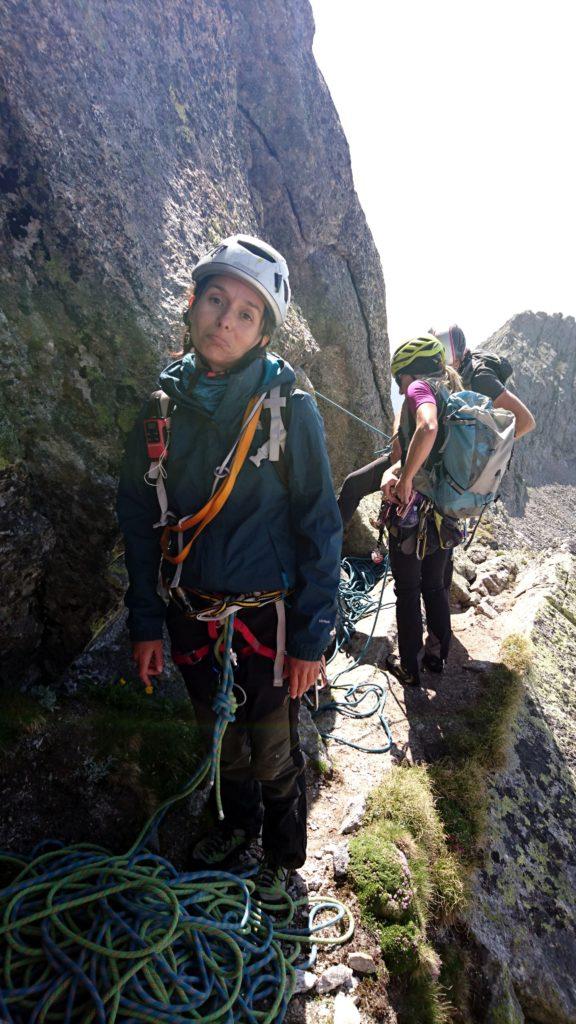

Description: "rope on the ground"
311 556 394 753
0 617 354 1024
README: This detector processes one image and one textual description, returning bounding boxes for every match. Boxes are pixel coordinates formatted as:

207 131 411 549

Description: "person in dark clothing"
338 451 392 529
381 335 462 686
338 324 535 530
117 234 342 894
435 324 536 437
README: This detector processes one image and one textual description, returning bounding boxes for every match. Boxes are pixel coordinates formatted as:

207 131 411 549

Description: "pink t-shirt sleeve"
406 380 437 416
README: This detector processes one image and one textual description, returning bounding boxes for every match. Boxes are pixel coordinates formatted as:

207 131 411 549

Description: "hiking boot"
253 855 292 898
422 652 444 674
385 654 420 687
191 824 250 867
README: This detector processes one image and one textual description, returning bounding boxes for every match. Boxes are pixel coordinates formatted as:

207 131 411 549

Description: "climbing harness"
170 587 288 687
0 618 354 1024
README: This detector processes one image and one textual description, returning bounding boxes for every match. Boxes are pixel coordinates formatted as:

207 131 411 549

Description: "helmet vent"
274 273 282 293
238 239 275 262
283 281 289 303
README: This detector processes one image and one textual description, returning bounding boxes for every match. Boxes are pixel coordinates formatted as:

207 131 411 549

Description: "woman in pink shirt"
381 335 462 686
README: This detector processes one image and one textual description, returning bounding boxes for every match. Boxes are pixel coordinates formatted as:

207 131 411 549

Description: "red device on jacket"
144 418 169 460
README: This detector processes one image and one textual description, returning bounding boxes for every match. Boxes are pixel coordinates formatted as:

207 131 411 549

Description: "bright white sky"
310 0 575 352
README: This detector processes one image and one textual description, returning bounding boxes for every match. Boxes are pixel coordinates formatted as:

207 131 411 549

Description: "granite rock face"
0 0 390 681
483 311 576 514
468 552 576 1024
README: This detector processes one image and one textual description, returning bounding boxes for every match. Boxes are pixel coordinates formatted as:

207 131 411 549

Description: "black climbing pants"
388 534 452 679
337 454 391 528
166 601 307 869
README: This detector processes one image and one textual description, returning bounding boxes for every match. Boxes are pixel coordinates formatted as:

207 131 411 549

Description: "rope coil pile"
0 617 354 1024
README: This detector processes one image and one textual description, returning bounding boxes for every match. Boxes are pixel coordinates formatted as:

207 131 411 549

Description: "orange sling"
161 395 264 566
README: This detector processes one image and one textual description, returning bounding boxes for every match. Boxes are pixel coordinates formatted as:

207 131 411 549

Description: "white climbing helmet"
191 234 291 327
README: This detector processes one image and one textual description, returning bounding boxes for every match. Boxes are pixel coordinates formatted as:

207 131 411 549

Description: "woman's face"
396 373 414 395
189 274 269 371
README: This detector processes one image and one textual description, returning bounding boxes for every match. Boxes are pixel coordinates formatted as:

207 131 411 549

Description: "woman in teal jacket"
117 234 342 891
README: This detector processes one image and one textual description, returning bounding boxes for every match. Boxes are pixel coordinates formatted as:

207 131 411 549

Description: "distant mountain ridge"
483 310 576 516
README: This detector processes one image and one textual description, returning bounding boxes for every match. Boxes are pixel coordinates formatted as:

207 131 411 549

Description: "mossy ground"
349 765 464 1024
0 680 203 862
0 689 48 754
348 635 532 1023
429 635 531 864
85 680 202 802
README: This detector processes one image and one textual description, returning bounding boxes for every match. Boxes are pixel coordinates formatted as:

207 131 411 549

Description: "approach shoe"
423 652 444 674
191 825 250 868
253 856 292 899
385 654 420 687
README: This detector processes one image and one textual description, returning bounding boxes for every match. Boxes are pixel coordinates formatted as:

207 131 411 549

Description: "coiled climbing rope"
0 616 354 1024
311 556 394 753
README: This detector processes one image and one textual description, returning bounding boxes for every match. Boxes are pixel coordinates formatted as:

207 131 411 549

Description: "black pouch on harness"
434 511 465 550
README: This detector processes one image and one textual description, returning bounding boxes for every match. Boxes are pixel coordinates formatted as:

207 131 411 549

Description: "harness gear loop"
161 393 265 566
170 587 288 685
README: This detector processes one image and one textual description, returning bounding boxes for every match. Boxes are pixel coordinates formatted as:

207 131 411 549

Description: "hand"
393 474 414 507
287 656 322 699
132 640 164 693
380 467 400 502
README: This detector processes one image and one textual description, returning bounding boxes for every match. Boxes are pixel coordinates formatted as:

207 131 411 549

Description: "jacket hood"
158 350 295 408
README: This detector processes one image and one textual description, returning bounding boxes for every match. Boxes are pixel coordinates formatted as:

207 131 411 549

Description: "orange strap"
161 395 263 565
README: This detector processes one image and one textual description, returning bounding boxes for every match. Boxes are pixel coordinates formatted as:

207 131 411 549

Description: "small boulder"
477 598 498 620
347 950 377 974
293 969 317 994
332 842 350 882
454 552 478 583
316 964 354 994
450 570 472 607
340 795 366 835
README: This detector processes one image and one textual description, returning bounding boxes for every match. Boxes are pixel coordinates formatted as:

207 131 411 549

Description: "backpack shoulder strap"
249 382 295 468
149 388 174 418
145 389 174 527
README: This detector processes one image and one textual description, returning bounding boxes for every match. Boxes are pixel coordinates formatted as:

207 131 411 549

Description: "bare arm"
395 402 438 505
493 390 536 439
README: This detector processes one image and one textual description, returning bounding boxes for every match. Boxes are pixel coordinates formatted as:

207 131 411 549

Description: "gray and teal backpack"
400 381 516 519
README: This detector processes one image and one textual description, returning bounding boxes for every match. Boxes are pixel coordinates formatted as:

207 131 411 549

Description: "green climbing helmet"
391 334 446 379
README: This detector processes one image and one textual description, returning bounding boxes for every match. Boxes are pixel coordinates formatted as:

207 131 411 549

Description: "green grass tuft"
349 763 465 1023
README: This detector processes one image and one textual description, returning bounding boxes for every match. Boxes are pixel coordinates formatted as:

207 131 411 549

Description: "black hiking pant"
166 600 307 868
338 454 391 528
388 533 452 680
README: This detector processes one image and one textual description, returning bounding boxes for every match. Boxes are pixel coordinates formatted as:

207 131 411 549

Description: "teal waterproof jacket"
117 351 342 661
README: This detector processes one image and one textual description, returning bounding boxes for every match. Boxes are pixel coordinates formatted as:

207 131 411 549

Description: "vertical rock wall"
0 0 390 682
